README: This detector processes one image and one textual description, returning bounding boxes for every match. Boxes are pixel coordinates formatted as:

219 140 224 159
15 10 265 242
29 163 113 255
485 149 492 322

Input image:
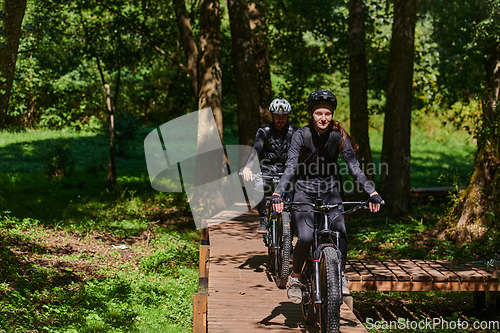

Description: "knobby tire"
275 211 291 289
320 247 342 333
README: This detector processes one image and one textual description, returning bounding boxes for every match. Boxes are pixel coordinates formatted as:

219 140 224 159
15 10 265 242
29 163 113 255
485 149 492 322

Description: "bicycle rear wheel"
275 211 291 289
319 247 342 333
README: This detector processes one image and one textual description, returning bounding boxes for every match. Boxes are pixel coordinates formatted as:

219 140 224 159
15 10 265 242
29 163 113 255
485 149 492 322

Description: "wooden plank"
362 260 397 281
349 280 453 292
201 222 209 245
348 259 375 281
392 260 433 281
345 259 361 281
486 281 500 292
435 261 484 282
412 260 447 282
344 296 353 310
199 245 210 292
380 260 411 281
193 292 208 333
462 262 493 281
423 260 460 282
199 245 210 278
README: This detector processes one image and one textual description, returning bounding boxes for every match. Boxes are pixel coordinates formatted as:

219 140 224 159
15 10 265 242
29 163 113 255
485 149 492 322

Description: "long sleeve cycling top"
245 123 297 174
274 124 375 196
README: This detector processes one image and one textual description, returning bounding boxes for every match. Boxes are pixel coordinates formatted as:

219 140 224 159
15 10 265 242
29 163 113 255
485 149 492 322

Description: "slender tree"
380 0 417 213
0 0 27 127
348 0 374 197
248 1 272 125
95 55 119 187
228 0 261 146
198 0 222 130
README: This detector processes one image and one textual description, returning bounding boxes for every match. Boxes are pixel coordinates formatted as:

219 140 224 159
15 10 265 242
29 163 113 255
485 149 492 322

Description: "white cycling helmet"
269 97 292 114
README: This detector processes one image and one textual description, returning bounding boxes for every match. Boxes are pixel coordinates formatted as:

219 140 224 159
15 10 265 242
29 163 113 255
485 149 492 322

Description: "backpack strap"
328 131 345 200
286 124 294 142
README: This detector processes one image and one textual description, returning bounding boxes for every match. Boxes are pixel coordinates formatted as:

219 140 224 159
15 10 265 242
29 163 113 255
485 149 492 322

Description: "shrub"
43 142 76 179
140 240 198 277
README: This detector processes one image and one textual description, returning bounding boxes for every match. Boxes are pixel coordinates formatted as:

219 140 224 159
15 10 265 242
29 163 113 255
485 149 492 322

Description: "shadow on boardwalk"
207 209 368 332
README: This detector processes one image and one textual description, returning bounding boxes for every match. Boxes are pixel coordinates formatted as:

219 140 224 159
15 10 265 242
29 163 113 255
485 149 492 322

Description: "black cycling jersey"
245 122 297 175
275 124 375 196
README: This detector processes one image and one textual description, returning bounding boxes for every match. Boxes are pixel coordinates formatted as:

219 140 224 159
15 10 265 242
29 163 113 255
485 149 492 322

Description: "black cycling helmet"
307 89 337 111
269 97 292 114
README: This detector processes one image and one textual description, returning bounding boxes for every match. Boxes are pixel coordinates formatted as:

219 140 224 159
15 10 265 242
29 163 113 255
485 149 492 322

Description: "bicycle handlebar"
238 171 283 183
286 199 385 214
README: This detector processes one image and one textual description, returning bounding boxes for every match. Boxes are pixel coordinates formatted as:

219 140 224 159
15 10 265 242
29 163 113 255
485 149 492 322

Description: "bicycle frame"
286 199 369 305
312 200 341 305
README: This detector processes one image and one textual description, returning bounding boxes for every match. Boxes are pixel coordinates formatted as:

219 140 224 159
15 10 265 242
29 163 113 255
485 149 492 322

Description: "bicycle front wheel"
319 247 342 333
275 211 291 289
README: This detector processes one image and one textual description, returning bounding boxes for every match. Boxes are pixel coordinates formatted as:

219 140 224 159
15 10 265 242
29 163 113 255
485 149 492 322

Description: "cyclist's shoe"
342 275 350 295
256 217 268 234
287 274 302 304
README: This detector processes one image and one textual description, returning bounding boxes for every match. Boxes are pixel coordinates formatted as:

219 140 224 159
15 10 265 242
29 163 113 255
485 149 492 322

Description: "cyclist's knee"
296 235 313 247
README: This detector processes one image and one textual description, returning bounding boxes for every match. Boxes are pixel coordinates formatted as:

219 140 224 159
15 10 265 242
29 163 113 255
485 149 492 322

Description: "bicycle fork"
312 213 328 305
312 214 342 305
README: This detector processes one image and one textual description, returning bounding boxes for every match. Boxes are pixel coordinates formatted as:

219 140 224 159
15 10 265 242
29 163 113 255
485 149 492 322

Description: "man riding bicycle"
271 89 382 303
242 97 297 233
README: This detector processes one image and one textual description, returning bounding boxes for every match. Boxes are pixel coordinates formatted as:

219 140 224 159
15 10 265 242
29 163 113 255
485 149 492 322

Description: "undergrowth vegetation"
0 128 199 332
0 119 497 332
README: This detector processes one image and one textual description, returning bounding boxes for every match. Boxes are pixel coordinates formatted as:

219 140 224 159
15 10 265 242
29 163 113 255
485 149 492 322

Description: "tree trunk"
348 0 374 198
172 0 199 98
96 55 117 186
198 0 222 135
0 0 27 127
104 84 117 186
229 0 261 147
191 0 226 220
439 42 500 244
248 1 272 125
379 0 417 213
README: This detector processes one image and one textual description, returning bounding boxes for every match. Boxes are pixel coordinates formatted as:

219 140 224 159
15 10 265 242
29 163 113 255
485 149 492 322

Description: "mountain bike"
283 198 383 332
239 172 291 289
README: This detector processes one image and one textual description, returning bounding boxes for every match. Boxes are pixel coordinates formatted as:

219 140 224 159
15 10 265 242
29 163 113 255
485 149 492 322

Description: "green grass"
338 113 476 189
0 212 199 333
347 204 500 261
0 128 199 332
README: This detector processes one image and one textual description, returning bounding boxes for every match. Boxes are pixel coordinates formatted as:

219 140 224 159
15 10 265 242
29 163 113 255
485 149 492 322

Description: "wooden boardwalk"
345 259 499 292
207 209 368 333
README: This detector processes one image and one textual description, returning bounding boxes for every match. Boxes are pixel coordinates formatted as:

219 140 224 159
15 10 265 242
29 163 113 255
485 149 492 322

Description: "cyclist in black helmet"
242 97 298 233
271 89 382 303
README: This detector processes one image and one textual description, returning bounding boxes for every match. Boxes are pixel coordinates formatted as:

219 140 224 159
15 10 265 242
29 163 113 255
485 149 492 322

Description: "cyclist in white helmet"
242 97 297 233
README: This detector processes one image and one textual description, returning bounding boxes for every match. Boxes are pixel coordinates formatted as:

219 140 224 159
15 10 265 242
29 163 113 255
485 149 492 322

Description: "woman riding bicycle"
271 89 382 304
